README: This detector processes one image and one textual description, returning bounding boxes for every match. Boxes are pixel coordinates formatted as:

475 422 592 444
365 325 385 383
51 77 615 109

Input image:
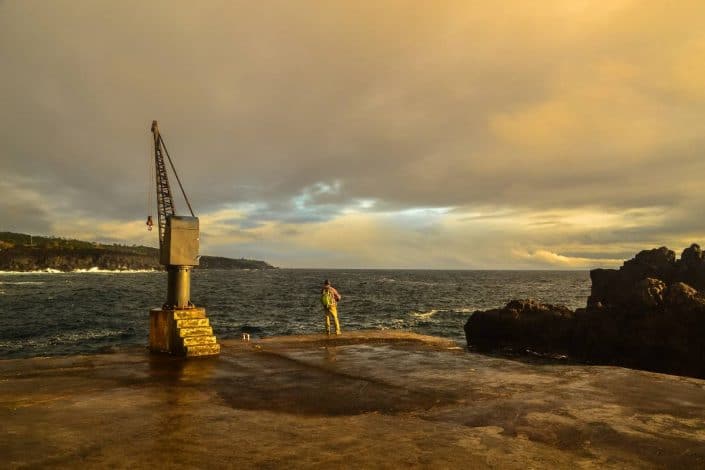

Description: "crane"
146 120 199 310
146 121 220 357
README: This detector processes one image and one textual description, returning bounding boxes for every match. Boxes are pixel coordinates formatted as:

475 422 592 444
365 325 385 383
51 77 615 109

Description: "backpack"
321 288 334 309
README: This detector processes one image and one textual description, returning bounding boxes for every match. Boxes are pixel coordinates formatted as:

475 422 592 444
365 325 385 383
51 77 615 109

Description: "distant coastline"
0 232 275 272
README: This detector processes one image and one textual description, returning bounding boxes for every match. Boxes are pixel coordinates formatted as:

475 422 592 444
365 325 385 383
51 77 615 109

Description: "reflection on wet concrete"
324 346 337 363
147 353 218 384
215 345 448 416
1 331 705 468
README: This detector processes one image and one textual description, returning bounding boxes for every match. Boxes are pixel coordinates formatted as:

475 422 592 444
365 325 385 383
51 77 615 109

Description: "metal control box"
161 216 200 266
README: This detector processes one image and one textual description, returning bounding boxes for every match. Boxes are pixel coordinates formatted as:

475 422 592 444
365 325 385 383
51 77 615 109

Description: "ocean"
0 269 590 359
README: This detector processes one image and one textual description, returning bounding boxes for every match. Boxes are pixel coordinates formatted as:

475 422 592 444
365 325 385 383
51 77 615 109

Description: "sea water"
0 269 590 358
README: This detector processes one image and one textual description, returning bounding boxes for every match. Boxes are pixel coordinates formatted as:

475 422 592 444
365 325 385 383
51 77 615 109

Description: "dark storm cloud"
2 0 705 263
0 196 52 235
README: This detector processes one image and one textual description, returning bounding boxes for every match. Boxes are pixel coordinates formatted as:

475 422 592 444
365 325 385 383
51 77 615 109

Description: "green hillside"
0 232 275 271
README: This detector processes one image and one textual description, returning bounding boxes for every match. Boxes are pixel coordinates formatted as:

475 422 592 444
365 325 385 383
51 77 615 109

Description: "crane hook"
146 215 154 231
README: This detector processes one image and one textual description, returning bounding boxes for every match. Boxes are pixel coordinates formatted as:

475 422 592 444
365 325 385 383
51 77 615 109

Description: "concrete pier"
2 331 705 468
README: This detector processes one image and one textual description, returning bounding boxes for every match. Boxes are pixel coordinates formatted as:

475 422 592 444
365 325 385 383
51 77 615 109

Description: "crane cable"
146 134 154 231
159 134 195 217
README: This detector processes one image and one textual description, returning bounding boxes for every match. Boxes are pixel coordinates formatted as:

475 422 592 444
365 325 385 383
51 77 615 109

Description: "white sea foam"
0 281 45 285
0 270 64 275
411 309 440 319
71 267 157 273
0 268 157 274
411 307 476 318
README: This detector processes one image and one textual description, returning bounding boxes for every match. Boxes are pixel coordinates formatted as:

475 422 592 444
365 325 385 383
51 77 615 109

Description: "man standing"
321 279 342 336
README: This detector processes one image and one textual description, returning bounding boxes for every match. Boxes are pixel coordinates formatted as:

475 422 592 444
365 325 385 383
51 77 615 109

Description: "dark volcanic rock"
677 243 705 290
623 246 676 280
588 247 676 308
467 299 573 353
465 244 705 378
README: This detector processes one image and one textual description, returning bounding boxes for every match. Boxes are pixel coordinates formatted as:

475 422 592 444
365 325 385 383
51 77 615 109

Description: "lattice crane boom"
147 120 195 249
151 120 176 247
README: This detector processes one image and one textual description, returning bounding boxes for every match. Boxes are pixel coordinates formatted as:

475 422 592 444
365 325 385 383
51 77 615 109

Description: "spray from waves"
411 309 440 319
0 268 158 274
0 281 45 285
410 307 477 319
71 268 158 273
0 269 67 274
0 269 64 274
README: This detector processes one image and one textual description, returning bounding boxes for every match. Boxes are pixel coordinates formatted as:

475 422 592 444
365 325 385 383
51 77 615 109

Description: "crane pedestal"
149 307 221 357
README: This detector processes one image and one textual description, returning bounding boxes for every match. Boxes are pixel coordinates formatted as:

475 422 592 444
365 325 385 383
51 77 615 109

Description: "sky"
2 0 705 269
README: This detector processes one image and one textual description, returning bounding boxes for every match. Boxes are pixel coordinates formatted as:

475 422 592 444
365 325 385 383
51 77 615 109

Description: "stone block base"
149 307 220 357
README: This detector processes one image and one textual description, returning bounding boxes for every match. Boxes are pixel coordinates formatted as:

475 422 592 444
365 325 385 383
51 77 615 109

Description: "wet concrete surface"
1 330 705 468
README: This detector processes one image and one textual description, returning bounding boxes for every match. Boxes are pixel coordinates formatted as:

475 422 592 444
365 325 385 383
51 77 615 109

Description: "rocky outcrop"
465 244 705 378
467 299 574 352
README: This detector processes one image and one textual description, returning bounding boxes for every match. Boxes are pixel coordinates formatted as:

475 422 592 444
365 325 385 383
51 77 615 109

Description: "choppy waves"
0 328 135 356
1 269 591 358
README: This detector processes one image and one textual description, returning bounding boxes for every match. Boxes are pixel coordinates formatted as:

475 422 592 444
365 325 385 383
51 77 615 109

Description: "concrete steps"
176 318 210 328
173 308 207 320
149 307 220 357
175 312 219 356
179 326 214 337
185 343 221 357
182 334 217 346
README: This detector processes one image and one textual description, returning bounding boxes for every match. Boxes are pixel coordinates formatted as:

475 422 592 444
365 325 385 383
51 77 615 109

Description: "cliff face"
0 245 158 271
465 244 705 378
0 232 275 271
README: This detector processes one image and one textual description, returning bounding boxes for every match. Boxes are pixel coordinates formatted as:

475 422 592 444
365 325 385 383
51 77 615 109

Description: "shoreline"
0 329 467 361
0 267 278 274
0 268 159 274
3 330 704 468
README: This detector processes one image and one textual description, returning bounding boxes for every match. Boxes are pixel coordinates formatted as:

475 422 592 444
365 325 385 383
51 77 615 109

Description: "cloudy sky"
2 0 705 268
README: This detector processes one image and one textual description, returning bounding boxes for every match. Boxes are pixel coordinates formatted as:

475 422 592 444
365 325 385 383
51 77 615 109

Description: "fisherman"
320 279 342 336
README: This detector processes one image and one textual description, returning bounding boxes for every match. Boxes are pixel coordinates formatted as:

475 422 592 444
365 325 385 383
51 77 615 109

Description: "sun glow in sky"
2 1 705 268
